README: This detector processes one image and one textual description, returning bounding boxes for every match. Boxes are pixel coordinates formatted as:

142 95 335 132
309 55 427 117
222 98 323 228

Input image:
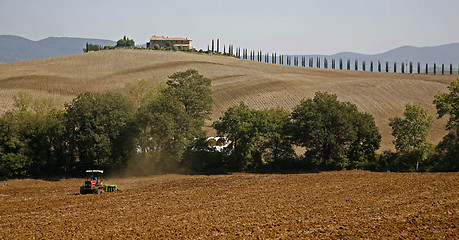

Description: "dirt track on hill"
0 171 457 239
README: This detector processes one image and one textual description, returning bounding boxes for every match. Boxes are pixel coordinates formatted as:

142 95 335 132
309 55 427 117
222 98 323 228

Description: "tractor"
80 170 117 194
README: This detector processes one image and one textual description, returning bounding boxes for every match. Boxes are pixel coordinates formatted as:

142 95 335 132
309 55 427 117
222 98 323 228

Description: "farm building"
146 36 192 49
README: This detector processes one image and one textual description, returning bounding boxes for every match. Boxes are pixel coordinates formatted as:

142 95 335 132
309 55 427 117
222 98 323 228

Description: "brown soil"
0 171 457 239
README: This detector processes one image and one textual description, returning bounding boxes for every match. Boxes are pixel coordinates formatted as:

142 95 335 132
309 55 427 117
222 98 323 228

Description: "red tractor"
80 170 106 194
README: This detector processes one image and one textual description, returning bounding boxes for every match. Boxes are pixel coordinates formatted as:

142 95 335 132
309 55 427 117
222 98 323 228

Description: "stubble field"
0 49 456 149
0 171 457 239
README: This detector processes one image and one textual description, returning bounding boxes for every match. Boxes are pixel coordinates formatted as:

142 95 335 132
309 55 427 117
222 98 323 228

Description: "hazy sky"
1 0 458 55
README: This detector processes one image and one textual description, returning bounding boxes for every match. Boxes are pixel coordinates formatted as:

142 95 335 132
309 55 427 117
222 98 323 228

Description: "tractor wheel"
80 186 85 194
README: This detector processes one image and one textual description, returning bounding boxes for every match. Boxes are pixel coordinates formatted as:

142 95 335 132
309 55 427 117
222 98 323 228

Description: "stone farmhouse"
146 36 192 49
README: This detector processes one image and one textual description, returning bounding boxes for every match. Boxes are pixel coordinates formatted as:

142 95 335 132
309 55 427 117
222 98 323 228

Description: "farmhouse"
146 36 192 49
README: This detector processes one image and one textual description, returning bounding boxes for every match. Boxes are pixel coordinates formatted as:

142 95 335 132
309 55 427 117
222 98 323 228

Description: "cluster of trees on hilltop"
82 36 135 53
116 36 135 47
0 72 457 179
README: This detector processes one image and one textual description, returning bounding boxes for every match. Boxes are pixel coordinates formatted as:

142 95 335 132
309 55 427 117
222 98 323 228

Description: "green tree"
135 69 213 172
431 79 459 171
136 93 193 171
0 92 66 178
389 103 433 171
65 92 135 172
116 36 135 47
290 92 381 170
164 69 212 125
124 79 165 108
260 107 296 169
213 103 259 171
213 103 294 171
0 153 29 180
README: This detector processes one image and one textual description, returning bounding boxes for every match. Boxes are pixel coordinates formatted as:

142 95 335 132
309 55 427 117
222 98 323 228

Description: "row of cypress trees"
209 40 458 75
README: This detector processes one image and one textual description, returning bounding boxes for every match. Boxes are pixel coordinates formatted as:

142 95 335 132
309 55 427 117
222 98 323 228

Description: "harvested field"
0 50 456 150
0 171 457 239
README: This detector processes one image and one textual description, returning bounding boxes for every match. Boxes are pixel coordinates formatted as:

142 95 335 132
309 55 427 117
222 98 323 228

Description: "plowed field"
0 171 457 239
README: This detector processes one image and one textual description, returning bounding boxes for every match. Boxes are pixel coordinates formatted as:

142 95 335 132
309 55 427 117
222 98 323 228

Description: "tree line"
208 39 459 75
83 36 136 53
0 72 457 179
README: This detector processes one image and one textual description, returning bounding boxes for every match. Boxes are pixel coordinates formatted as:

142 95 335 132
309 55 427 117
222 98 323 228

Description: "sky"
1 0 458 55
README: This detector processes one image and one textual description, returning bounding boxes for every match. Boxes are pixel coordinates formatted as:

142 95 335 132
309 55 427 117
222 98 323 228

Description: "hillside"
0 49 456 150
0 35 115 63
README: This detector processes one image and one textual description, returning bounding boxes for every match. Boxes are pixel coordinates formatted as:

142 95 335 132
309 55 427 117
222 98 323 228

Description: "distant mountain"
0 35 115 64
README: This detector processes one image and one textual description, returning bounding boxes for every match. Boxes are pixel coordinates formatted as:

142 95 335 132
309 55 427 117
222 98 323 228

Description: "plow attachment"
104 185 118 192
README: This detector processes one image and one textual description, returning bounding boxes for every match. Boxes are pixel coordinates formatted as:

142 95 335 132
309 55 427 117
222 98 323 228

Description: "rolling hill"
0 49 456 150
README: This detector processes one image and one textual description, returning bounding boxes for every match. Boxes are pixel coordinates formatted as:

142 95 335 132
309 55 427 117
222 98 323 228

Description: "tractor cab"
80 170 104 194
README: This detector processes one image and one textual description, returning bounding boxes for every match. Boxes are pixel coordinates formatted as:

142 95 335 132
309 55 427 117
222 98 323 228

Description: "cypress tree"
394 62 397 73
223 45 226 54
370 61 373 72
450 64 453 75
339 59 343 70
355 60 358 71
216 39 219 53
362 61 366 71
409 62 413 74
442 64 444 75
386 61 389 73
378 61 381 72
434 63 436 75
324 58 328 69
401 62 405 73
212 39 214 53
417 62 420 74
347 60 351 70
426 63 428 74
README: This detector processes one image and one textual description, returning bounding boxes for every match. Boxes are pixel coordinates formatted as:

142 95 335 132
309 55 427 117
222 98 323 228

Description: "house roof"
150 36 191 41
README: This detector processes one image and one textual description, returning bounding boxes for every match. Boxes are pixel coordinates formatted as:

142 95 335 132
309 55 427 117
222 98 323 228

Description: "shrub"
0 153 29 180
